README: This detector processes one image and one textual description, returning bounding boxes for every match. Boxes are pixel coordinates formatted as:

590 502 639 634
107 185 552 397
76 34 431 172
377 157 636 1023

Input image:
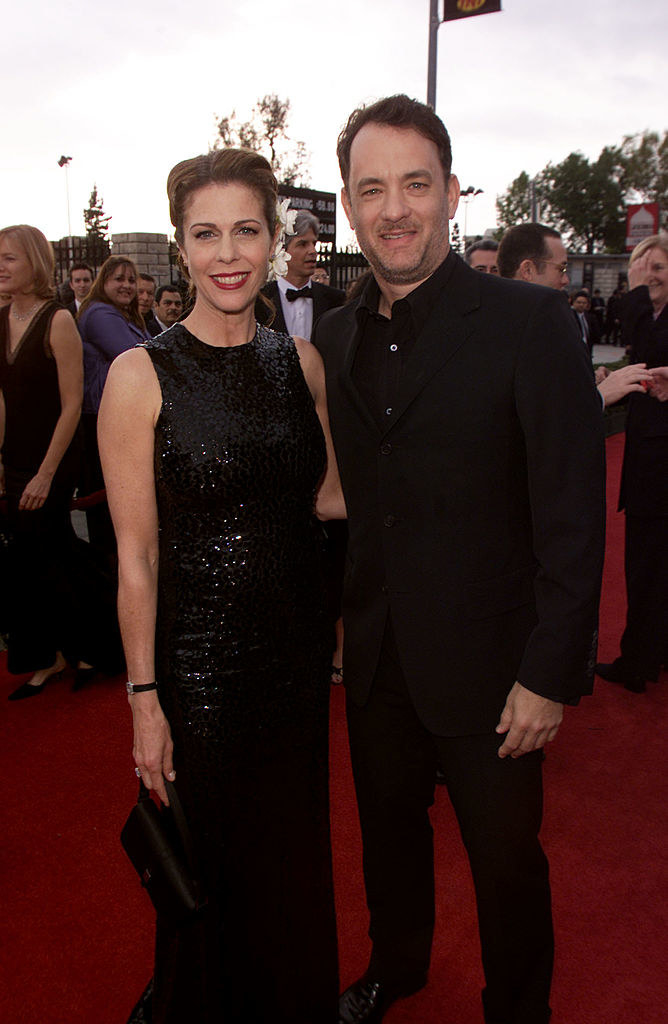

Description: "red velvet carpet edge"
1 432 666 1024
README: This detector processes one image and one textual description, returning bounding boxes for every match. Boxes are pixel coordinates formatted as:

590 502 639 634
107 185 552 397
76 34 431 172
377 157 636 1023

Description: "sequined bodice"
143 323 329 748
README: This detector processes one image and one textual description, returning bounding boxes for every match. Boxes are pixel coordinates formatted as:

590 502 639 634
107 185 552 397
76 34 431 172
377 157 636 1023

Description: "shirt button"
385 407 393 416
389 344 398 352
380 443 392 455
383 514 397 528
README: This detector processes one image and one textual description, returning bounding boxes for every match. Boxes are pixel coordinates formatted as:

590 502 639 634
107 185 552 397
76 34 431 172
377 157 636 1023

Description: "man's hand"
598 363 651 407
496 681 563 759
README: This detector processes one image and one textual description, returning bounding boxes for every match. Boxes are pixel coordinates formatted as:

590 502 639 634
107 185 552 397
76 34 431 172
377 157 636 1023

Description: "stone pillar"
111 233 173 286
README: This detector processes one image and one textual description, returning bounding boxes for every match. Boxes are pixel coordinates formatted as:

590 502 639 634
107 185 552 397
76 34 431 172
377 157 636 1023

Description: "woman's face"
0 236 35 297
645 246 668 311
179 182 275 316
103 264 137 309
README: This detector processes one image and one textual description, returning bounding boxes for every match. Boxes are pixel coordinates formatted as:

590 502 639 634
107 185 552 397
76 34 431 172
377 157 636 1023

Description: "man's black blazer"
261 280 345 337
313 255 606 736
143 311 163 337
572 308 601 354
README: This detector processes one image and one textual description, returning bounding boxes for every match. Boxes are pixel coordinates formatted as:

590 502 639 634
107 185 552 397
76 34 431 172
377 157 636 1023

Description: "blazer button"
383 514 397 528
380 442 392 455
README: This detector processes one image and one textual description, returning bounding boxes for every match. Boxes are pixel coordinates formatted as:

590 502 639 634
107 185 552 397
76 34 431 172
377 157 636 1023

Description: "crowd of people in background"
1 216 666 703
1 94 667 1024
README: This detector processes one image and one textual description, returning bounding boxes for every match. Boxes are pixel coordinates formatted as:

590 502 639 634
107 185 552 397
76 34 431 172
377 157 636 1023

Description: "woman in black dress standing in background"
99 148 344 1022
0 224 98 698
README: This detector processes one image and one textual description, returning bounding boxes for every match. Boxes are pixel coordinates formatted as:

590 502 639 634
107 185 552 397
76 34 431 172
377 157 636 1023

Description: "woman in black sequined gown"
99 150 344 1023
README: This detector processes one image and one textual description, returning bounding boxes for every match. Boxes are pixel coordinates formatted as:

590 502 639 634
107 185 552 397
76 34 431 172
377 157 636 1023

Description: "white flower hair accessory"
267 198 297 281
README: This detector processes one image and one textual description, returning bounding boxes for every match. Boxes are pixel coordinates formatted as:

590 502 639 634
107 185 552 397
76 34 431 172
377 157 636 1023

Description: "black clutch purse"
121 779 206 924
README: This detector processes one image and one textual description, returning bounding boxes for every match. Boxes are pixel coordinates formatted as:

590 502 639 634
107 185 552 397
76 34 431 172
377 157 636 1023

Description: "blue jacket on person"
79 301 149 415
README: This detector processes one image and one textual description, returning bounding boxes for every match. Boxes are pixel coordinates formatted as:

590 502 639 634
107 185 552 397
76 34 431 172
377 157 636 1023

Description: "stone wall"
564 253 629 299
111 232 173 285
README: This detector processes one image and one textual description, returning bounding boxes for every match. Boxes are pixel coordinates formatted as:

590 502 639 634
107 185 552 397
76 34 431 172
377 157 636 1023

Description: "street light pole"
427 0 441 108
58 155 73 238
460 186 484 243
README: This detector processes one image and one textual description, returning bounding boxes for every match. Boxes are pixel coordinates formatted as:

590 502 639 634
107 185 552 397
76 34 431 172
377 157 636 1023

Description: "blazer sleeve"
82 304 141 359
513 290 606 701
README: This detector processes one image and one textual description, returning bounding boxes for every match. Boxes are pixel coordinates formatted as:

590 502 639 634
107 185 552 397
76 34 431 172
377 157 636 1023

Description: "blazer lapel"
264 281 288 334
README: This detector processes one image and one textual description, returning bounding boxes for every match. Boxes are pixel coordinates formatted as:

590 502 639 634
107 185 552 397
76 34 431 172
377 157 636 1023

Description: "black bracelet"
126 680 158 695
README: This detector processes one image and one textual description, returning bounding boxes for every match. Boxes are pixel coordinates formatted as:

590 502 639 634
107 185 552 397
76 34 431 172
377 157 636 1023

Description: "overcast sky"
1 0 665 247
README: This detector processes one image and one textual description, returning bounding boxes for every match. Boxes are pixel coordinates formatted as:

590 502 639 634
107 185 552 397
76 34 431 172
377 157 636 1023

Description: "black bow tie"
285 286 313 302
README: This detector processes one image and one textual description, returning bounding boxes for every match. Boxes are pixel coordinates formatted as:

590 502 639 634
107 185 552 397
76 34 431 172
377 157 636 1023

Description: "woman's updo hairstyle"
167 149 279 316
168 148 278 260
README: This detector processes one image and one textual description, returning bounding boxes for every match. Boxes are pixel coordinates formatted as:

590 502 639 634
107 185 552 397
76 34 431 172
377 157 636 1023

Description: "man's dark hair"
497 223 561 279
155 284 182 303
337 94 452 188
464 238 499 264
138 272 156 284
69 262 94 282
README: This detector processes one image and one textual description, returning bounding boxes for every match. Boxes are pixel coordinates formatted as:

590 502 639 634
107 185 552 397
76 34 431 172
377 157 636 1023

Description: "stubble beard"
357 218 450 288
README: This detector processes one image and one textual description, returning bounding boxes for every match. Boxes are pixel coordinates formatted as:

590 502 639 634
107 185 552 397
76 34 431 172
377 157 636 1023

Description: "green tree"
83 185 111 240
497 130 667 253
621 129 668 223
541 147 627 253
496 171 534 231
214 94 310 186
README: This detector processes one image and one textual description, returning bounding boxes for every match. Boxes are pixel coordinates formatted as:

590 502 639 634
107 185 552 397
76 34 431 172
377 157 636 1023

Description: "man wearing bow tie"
262 211 345 339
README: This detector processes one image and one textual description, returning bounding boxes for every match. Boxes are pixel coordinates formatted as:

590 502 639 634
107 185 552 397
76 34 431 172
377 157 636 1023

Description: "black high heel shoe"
8 662 66 701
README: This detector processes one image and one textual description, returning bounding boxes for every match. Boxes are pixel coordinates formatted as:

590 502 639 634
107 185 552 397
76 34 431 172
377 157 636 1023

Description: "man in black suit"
313 95 606 1024
65 262 93 317
571 290 601 354
144 284 183 337
499 226 649 408
262 211 344 339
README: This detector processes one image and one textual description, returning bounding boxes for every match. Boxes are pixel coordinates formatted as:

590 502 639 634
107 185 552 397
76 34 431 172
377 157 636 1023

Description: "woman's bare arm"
98 347 175 804
294 336 347 520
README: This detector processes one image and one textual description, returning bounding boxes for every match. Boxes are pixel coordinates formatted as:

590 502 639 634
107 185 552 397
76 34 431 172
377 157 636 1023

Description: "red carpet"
1 432 667 1023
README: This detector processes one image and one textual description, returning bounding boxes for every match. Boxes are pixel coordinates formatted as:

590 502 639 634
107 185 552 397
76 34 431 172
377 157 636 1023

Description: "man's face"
156 289 183 326
342 123 459 294
470 249 498 274
286 229 318 285
572 295 589 313
530 237 569 290
70 268 93 301
137 279 156 315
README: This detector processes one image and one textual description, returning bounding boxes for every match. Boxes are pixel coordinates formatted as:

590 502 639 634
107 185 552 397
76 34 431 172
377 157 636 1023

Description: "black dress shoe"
338 973 426 1023
595 660 646 693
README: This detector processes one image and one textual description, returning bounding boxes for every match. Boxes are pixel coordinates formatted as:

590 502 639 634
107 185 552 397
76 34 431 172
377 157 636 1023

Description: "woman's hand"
18 468 54 510
131 692 176 805
649 366 668 402
627 251 650 292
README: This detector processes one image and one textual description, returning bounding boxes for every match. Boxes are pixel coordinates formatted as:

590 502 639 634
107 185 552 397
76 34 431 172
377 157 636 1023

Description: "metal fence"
52 236 111 283
317 243 369 293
